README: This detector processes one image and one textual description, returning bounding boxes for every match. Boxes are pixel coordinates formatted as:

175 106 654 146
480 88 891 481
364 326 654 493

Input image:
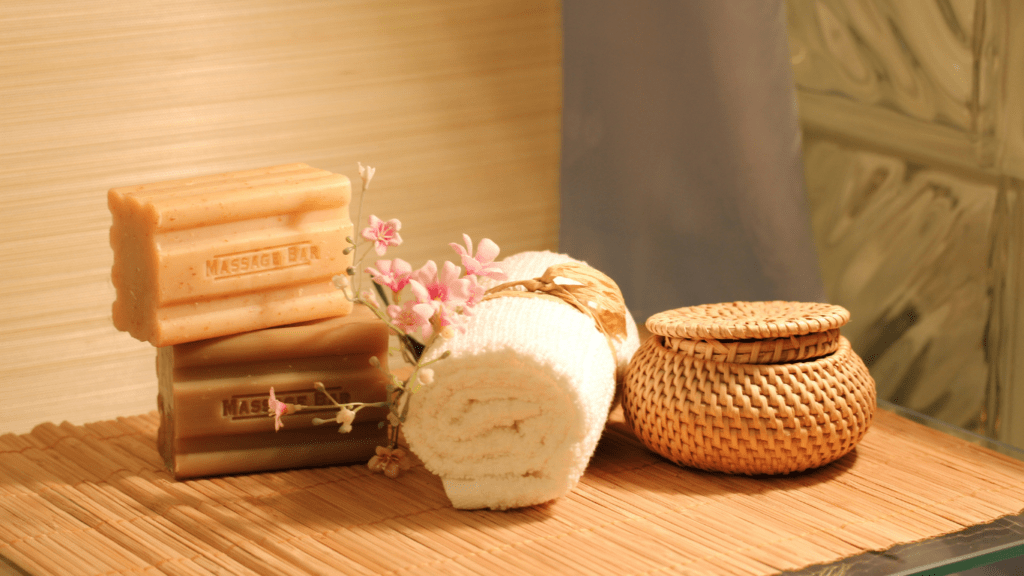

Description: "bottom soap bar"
157 305 391 479
162 422 387 480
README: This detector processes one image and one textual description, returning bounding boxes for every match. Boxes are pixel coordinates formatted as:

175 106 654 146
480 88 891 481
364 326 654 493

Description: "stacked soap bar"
109 164 389 479
109 163 353 346
158 306 389 479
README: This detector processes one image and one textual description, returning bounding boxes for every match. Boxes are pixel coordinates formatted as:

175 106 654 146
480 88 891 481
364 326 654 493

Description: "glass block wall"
786 1 1024 445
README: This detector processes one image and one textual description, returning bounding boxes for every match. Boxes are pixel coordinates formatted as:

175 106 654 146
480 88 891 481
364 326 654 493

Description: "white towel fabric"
403 251 640 510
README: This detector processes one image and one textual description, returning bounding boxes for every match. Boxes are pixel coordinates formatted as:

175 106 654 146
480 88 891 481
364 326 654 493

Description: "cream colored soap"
157 305 390 479
109 163 353 346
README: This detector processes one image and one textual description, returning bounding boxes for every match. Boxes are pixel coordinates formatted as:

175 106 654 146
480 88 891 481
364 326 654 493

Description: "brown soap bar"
109 163 353 346
157 305 390 479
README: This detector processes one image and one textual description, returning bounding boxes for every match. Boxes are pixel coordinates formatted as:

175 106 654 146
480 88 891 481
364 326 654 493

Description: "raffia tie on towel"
482 262 628 354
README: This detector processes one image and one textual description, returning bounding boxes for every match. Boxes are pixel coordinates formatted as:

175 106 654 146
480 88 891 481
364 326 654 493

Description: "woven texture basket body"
623 302 876 475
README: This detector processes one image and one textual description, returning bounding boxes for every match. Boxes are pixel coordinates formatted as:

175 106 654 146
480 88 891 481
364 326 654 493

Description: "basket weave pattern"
623 302 876 476
648 301 850 340
663 329 840 364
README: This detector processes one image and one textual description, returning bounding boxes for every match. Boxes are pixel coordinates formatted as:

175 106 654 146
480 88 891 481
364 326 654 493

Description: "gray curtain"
560 1 825 323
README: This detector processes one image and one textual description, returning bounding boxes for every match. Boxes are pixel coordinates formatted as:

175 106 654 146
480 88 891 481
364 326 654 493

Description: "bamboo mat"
2 409 1024 576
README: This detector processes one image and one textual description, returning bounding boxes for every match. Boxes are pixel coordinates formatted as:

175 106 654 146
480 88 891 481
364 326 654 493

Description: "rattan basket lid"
646 301 850 340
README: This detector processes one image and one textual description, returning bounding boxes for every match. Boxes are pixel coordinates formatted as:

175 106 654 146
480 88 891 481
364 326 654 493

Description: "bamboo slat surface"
2 407 1024 575
0 0 561 435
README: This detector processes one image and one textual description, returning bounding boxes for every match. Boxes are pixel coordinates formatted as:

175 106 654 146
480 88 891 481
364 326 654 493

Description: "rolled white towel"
403 251 640 510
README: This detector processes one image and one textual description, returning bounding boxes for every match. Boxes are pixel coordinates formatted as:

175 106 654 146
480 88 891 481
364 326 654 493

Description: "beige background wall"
0 1 562 434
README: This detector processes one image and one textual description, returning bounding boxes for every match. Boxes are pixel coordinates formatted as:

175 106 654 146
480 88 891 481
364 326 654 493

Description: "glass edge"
894 541 1024 576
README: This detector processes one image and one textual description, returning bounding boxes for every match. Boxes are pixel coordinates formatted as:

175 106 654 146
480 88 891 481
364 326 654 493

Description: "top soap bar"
109 163 354 346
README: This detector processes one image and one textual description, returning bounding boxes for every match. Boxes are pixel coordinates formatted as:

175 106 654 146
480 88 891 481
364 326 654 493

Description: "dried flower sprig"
269 163 504 478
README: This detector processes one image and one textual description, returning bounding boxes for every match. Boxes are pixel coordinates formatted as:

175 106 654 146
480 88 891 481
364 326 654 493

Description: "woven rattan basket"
622 301 876 475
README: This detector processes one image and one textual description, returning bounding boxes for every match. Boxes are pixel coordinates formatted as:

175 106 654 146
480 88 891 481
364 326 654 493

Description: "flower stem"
352 170 368 293
389 423 401 448
373 281 391 308
417 351 450 368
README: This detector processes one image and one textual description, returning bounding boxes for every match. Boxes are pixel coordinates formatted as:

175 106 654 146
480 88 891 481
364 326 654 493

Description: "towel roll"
403 251 640 509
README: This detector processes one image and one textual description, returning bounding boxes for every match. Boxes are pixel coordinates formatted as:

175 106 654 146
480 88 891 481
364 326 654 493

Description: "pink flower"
410 261 472 309
359 289 381 309
361 215 402 256
464 275 486 309
267 387 289 431
366 258 413 292
368 446 411 479
433 303 468 334
335 408 356 433
388 302 434 340
450 234 507 281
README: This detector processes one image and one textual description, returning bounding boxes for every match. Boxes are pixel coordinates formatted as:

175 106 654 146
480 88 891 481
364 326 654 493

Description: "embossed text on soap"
205 242 321 279
223 387 352 420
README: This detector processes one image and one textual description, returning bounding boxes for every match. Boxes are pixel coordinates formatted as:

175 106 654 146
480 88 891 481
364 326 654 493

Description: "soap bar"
157 305 390 479
109 163 353 346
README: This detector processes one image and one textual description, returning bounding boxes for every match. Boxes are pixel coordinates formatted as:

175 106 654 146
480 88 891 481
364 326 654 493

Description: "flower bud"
419 368 435 385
